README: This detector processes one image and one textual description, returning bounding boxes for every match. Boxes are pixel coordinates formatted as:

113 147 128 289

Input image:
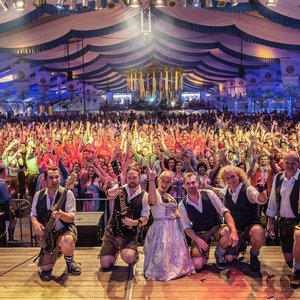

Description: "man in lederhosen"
31 166 81 276
267 151 300 287
100 165 150 269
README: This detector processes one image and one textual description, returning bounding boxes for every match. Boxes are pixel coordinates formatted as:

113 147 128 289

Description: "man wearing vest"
178 172 239 271
100 165 150 269
267 151 300 288
30 166 81 277
216 165 268 272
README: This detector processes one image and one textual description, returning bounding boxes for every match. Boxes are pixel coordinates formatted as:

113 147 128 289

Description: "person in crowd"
100 165 150 269
144 168 194 280
0 165 17 241
30 166 81 276
178 172 239 271
214 165 268 272
266 151 300 287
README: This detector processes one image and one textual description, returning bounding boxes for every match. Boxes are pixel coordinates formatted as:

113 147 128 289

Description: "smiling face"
284 152 299 177
184 173 199 196
224 171 240 191
158 173 172 194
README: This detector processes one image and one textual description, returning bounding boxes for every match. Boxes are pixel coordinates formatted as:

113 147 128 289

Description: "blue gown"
144 191 195 281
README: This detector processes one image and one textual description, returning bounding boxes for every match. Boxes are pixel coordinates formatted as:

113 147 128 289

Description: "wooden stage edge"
0 246 299 300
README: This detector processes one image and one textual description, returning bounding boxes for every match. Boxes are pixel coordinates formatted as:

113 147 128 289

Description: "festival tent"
0 0 299 111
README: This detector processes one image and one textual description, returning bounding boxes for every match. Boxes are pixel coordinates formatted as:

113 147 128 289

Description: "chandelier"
127 64 183 100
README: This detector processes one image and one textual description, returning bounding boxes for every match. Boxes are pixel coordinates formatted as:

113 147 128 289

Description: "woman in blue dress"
144 168 195 281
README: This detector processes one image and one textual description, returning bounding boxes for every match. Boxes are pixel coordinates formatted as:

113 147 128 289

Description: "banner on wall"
245 74 259 93
219 82 228 98
11 63 31 93
36 70 51 95
66 80 78 98
280 58 300 87
234 78 247 97
227 79 236 98
260 68 276 93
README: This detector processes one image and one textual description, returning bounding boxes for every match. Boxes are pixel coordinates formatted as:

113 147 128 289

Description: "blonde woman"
144 168 195 281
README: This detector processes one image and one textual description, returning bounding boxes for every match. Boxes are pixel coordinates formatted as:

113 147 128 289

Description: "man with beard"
178 172 239 271
100 165 150 269
267 151 300 288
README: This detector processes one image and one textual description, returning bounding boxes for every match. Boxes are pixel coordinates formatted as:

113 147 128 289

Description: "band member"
144 168 195 281
216 165 268 272
267 151 300 287
100 165 150 269
30 166 81 276
178 172 239 271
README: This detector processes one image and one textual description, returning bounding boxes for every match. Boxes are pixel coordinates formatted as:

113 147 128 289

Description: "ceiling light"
0 0 9 11
55 0 65 9
192 0 200 8
128 0 140 7
230 0 238 6
13 0 25 10
151 0 167 7
266 0 277 6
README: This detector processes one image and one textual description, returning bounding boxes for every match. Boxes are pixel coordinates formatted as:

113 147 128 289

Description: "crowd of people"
0 110 299 286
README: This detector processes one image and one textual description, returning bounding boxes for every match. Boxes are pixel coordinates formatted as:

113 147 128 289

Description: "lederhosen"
275 172 300 254
100 188 144 257
182 190 223 257
36 187 77 267
224 184 262 256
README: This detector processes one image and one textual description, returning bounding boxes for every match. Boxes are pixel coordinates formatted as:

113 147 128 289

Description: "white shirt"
266 170 300 218
219 182 267 205
178 189 229 230
30 187 76 231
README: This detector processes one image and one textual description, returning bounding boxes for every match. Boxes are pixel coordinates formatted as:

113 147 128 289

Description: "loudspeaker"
0 212 6 247
75 212 103 247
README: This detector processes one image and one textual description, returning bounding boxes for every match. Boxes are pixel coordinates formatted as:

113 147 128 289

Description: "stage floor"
0 247 299 300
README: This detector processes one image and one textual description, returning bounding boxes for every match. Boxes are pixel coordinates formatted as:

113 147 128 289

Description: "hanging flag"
245 74 259 93
260 67 276 94
226 79 236 98
152 71 156 97
57 75 62 95
175 70 178 91
234 78 247 97
36 70 51 95
280 58 300 87
11 63 31 94
66 80 78 98
219 82 228 98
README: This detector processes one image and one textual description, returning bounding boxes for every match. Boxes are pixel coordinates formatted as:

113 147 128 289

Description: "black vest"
183 190 221 232
108 188 144 232
36 187 76 232
275 172 300 220
224 184 260 232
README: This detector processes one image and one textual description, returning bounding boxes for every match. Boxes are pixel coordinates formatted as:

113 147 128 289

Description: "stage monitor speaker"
75 212 103 247
0 212 6 247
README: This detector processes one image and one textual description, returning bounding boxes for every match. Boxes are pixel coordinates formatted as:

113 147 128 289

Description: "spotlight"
230 0 238 6
266 0 277 6
0 0 8 11
205 0 213 7
192 0 200 8
151 0 167 7
94 0 102 9
55 0 65 9
82 0 89 9
69 0 77 10
13 0 25 10
217 0 226 7
107 0 115 8
128 0 140 7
